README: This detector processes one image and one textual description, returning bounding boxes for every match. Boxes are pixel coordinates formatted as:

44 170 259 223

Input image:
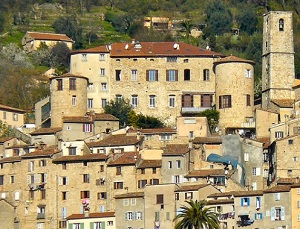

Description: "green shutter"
101 221 105 229
90 222 93 229
69 223 73 229
80 222 84 229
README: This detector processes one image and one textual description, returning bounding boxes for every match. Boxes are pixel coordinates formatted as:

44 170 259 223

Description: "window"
254 213 263 220
245 69 252 78
147 70 158 81
100 165 104 172
184 69 191 81
80 191 90 199
189 131 194 139
62 163 67 170
116 166 122 175
275 193 281 201
10 176 14 184
141 168 145 174
72 96 77 106
37 205 46 218
101 83 107 91
0 175 3 185
93 222 103 229
244 153 249 162
88 99 93 109
150 179 159 185
168 161 172 169
252 167 261 176
298 214 300 222
166 70 178 81
59 177 69 185
37 223 44 229
115 70 121 81
131 95 138 108
246 94 251 106
275 131 284 139
39 160 46 167
131 198 136 205
59 220 67 228
176 160 181 169
125 211 134 220
131 70 138 81
241 197 250 206
279 18 284 31
219 95 232 108
201 94 213 107
169 95 176 108
13 149 19 156
256 197 261 209
41 189 46 199
203 69 210 81
174 175 180 183
100 68 105 76
72 223 81 229
83 174 90 183
167 57 177 62
57 79 63 90
88 83 93 91
136 211 142 220
155 212 160 221
183 59 189 63
159 133 172 140
101 99 107 108
97 192 107 199
156 194 164 204
69 78 76 90
3 112 6 119
149 95 156 108
99 54 105 61
185 192 193 199
289 139 293 145
81 54 87 61
107 221 113 226
83 123 93 133
116 94 122 101
29 190 34 199
138 180 147 188
13 113 18 121
114 181 123 189
28 161 34 172
293 156 298 162
153 168 157 174
273 207 285 221
62 192 67 200
68 147 76 155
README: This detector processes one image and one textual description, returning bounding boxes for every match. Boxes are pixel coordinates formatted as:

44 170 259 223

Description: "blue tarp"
207 153 240 169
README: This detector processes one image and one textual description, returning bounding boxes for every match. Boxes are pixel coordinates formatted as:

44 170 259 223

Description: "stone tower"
214 56 255 134
50 73 88 127
262 11 295 110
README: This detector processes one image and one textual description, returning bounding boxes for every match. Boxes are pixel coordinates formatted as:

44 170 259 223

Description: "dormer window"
279 19 284 31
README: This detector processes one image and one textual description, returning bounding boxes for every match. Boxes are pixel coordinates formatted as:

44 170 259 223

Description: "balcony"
237 220 254 226
181 107 211 114
241 121 256 128
37 213 45 219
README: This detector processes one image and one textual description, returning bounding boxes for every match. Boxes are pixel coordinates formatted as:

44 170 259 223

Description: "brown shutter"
191 95 194 107
166 70 169 81
90 123 93 132
146 70 149 81
229 95 232 107
201 95 203 107
82 124 85 132
175 70 178 81
219 96 222 109
156 70 158 81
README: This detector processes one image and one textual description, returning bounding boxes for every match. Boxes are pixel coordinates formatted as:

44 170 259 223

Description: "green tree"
129 112 164 129
198 109 219 133
0 120 14 137
174 199 220 229
236 7 258 35
104 98 133 127
180 20 194 42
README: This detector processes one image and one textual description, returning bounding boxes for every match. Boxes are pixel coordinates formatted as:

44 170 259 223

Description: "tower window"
279 18 284 31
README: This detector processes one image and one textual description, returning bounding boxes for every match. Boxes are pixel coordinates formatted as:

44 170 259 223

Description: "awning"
238 211 250 216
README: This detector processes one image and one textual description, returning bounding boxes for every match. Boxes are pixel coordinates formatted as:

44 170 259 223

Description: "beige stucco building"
0 104 25 129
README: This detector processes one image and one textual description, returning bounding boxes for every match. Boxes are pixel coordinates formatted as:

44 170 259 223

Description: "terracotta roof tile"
207 199 234 205
271 99 294 108
115 192 144 199
208 190 262 198
71 42 225 58
185 169 233 178
50 73 88 80
256 137 271 148
71 46 109 54
27 31 73 42
0 104 25 113
0 156 21 163
277 177 297 185
22 146 60 158
67 212 115 220
108 152 139 166
263 185 291 193
176 184 209 192
193 136 222 144
140 128 176 134
214 55 255 65
87 134 142 147
53 153 107 162
0 137 14 143
63 113 118 123
163 144 189 155
5 144 33 149
30 127 62 135
207 191 236 198
137 159 162 168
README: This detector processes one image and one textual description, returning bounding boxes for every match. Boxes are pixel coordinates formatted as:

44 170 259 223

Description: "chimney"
84 207 90 217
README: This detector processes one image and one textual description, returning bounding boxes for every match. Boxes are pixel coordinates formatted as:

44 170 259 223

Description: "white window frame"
100 68 105 76
88 83 93 91
126 211 134 221
88 99 93 109
148 70 157 81
275 131 283 139
168 69 176 81
169 95 175 108
131 69 138 81
245 69 252 78
149 95 156 108
203 69 210 81
99 54 105 61
136 211 142 220
101 83 107 91
176 160 181 169
81 54 87 62
72 96 77 106
101 99 107 108
131 95 138 108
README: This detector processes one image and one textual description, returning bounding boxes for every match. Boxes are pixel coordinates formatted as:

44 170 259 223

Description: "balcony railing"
37 213 45 219
181 107 211 114
237 220 254 226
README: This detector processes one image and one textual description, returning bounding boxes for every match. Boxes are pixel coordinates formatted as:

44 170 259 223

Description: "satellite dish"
125 44 129 50
173 43 178 49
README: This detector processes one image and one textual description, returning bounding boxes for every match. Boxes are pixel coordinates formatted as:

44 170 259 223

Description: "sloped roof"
271 99 294 108
140 128 176 134
208 190 262 198
0 104 25 113
207 199 234 205
214 55 255 65
30 127 62 135
53 153 107 162
63 113 119 123
21 146 60 158
0 156 21 163
0 137 14 143
87 134 142 147
108 152 139 166
26 31 73 42
185 169 233 178
71 42 225 58
49 73 88 80
67 212 115 220
71 46 109 54
193 136 222 144
163 144 189 155
175 184 209 192
263 185 291 193
115 192 144 199
137 159 162 168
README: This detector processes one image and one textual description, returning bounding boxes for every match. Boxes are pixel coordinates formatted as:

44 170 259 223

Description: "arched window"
279 18 284 31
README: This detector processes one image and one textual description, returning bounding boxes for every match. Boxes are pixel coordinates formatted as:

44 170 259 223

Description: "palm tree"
174 199 220 229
